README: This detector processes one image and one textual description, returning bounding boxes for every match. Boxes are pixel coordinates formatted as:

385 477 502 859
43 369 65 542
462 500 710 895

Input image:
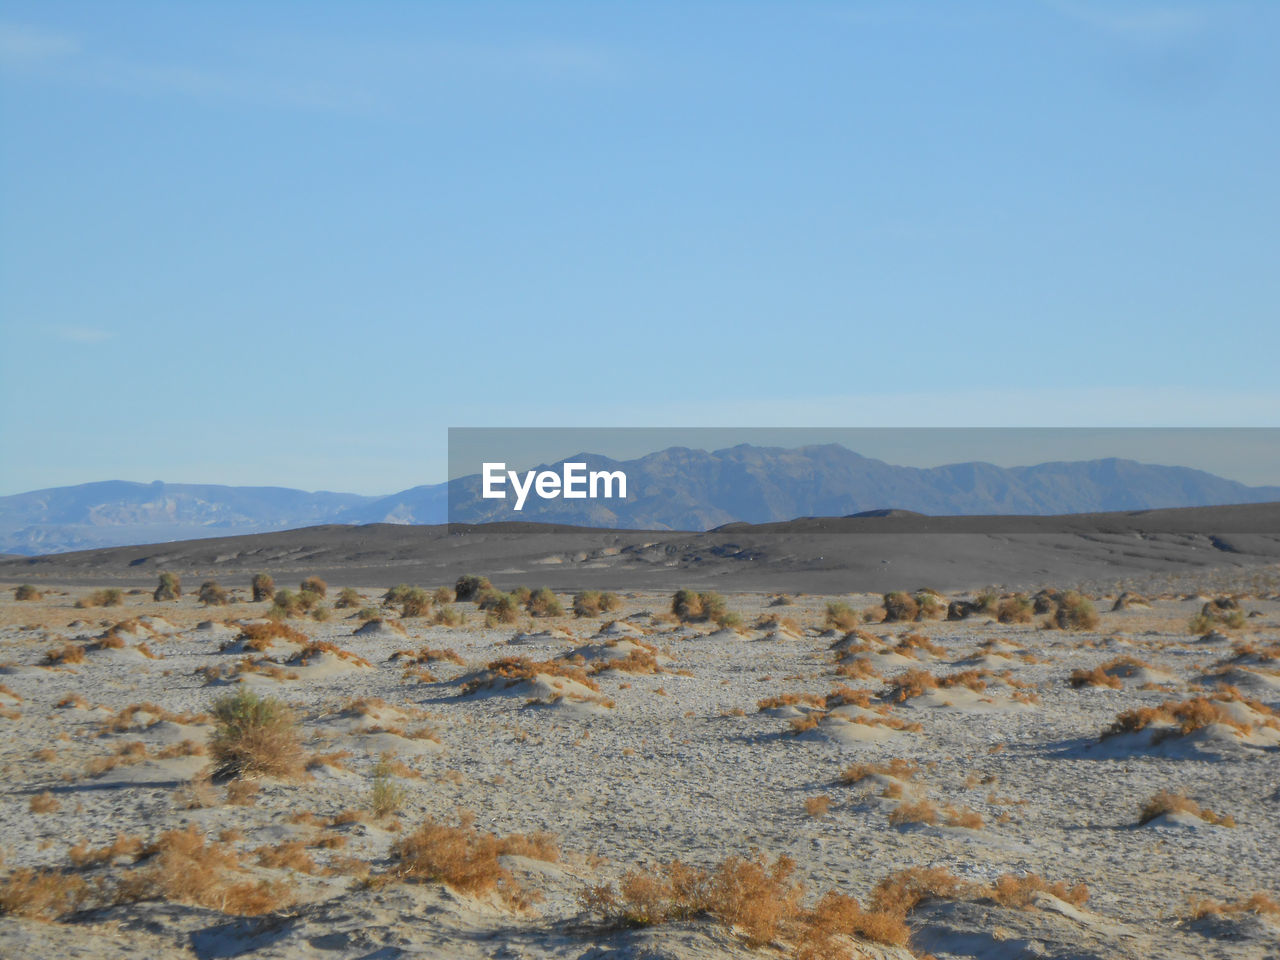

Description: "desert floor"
0 578 1277 960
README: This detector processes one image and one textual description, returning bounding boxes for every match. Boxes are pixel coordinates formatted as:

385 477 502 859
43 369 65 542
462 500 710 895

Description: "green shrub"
269 589 303 619
154 572 182 602
383 584 415 605
672 589 703 621
527 588 564 618
370 754 406 818
310 603 331 622
208 688 303 780
573 590 621 617
825 602 859 631
198 581 228 606
356 606 381 622
480 592 520 624
399 588 433 618
510 586 533 606
299 577 327 598
454 575 492 602
335 587 361 609
14 584 41 601
433 606 464 627
914 592 945 620
251 573 275 603
432 586 455 605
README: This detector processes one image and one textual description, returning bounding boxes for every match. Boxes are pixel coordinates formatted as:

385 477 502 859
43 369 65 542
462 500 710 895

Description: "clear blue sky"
2 2 1277 495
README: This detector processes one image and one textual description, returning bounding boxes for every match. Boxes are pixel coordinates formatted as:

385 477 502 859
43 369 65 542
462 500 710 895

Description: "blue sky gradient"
2 2 1277 494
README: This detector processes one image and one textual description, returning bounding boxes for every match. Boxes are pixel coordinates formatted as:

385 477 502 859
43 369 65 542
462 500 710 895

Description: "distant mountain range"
3 444 1278 555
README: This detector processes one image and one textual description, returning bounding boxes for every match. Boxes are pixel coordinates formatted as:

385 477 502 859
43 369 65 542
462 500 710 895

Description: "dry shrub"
29 792 60 814
937 669 988 692
888 799 938 826
0 868 89 920
235 620 308 650
299 576 327 598
44 643 86 666
882 592 919 622
198 581 229 606
370 754 407 818
839 759 920 785
671 589 731 626
799 890 911 951
985 873 1088 909
209 688 303 780
291 641 371 667
226 779 259 806
824 602 859 631
68 833 143 867
584 853 801 947
943 806 984 829
102 701 208 732
527 587 564 618
896 633 946 657
390 814 554 909
153 572 182 601
834 657 881 681
335 587 361 609
251 573 275 602
1069 665 1122 689
869 866 965 914
887 668 938 702
115 823 291 915
85 740 148 776
1051 592 1100 631
1138 790 1235 827
591 648 663 676
397 587 433 618
758 692 825 712
464 656 600 695
254 841 316 874
573 590 622 617
479 591 521 624
433 606 464 627
997 596 1033 624
804 796 832 818
1106 697 1249 739
1187 892 1280 919
76 588 124 609
14 584 42 601
914 591 945 620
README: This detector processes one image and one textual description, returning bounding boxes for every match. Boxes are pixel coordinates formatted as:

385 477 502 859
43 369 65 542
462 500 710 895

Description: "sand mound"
353 618 406 637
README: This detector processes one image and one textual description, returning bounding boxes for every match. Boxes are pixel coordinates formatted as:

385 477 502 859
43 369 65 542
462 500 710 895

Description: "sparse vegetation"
370 754 407 818
335 587 361 609
299 576 327 598
14 584 41 601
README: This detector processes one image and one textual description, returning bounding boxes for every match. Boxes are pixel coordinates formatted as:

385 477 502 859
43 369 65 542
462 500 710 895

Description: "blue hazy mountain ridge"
3 445 1279 554
0 480 376 555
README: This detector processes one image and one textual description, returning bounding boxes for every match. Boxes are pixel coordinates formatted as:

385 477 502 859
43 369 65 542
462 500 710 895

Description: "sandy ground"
0 577 1278 959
